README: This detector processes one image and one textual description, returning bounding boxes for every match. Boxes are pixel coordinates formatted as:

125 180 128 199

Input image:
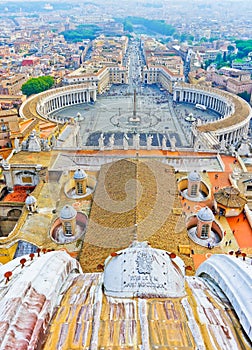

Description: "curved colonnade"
197 254 252 340
19 82 252 151
19 83 97 124
173 82 252 148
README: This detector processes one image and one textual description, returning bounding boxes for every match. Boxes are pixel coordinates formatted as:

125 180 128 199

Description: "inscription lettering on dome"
136 251 153 274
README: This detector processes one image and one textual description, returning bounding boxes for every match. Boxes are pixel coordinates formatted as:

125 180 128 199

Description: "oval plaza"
20 80 252 152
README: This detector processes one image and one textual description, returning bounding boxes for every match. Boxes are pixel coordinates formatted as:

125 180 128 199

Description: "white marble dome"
25 194 37 205
197 206 214 222
188 170 201 182
103 241 185 298
73 168 87 180
60 205 77 220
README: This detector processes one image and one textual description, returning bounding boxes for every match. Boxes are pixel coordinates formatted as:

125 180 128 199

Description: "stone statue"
1 158 10 170
50 135 56 148
146 135 153 150
133 133 140 150
43 139 51 151
108 133 115 149
98 133 105 151
170 135 177 152
123 133 129 150
237 136 251 156
226 143 237 157
14 137 20 153
21 140 27 151
162 135 167 150
197 118 202 126
220 138 226 152
28 130 41 152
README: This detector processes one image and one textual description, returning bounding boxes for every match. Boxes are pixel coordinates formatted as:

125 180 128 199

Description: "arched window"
64 222 72 236
8 208 22 218
201 224 209 238
190 184 198 196
76 182 83 194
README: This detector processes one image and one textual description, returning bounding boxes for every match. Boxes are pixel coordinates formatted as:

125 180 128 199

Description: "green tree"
235 40 252 58
21 76 54 96
200 37 207 43
124 20 133 32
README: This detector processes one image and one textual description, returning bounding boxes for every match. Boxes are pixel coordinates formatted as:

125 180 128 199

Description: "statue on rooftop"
108 134 115 150
170 135 177 152
162 135 167 150
50 135 56 148
28 130 41 152
146 135 153 150
133 133 140 150
220 138 226 152
98 133 105 151
14 137 20 153
42 139 51 151
123 133 129 150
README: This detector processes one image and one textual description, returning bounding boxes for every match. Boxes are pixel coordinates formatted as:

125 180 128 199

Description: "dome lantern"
60 205 77 237
25 194 37 213
196 206 214 239
188 170 201 198
73 168 87 195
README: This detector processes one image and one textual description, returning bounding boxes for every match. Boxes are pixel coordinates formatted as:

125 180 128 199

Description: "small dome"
25 194 37 205
197 206 214 222
188 170 201 182
73 168 87 180
60 205 77 220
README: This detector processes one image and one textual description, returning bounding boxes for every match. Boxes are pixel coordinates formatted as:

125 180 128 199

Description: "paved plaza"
53 85 220 149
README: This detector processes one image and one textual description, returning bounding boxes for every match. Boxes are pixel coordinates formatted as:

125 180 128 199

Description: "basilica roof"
0 251 81 350
0 249 251 349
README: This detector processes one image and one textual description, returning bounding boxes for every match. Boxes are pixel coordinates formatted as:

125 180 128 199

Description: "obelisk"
129 89 140 123
133 89 136 117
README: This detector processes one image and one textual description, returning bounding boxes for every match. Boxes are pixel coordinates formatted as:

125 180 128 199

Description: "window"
190 184 198 196
77 182 83 194
65 222 72 236
201 224 209 238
